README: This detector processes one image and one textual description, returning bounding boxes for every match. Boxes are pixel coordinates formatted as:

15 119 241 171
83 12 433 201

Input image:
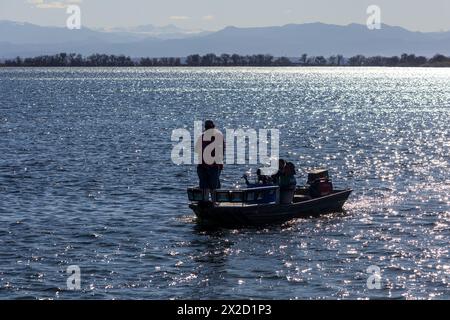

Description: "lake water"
0 67 449 299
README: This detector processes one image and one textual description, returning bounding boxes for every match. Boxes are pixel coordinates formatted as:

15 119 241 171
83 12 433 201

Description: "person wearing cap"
194 120 225 201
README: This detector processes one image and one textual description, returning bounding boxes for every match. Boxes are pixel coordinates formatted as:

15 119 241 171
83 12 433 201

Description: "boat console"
187 186 279 205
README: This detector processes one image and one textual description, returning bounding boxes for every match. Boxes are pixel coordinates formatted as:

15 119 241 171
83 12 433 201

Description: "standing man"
195 120 225 201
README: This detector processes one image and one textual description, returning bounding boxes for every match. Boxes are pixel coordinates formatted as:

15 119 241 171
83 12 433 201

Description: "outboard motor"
307 169 333 198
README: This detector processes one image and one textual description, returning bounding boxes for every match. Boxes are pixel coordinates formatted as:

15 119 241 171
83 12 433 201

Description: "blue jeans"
197 165 222 190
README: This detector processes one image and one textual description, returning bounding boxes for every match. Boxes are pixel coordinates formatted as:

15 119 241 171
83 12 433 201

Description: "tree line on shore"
1 52 449 67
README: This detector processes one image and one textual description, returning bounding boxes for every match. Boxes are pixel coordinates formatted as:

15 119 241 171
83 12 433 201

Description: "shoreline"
1 65 449 68
1 53 449 68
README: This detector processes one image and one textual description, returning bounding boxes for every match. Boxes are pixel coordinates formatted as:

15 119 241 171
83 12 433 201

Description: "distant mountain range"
1 20 449 58
94 24 211 40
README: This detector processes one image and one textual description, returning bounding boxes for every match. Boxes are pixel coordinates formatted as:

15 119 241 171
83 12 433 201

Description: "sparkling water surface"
0 67 449 299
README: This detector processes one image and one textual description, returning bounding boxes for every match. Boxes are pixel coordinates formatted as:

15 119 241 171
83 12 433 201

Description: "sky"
1 0 450 32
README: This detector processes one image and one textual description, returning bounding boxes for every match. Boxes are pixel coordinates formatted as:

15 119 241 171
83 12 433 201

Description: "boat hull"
189 189 353 227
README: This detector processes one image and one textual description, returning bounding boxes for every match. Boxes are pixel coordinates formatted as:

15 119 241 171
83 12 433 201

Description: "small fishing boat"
187 169 352 227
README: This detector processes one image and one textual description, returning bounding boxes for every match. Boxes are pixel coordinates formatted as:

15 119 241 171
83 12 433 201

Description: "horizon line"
1 19 450 34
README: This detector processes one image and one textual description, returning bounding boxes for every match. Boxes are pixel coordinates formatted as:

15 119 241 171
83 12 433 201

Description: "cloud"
27 0 82 9
202 15 214 21
37 2 66 9
169 16 190 21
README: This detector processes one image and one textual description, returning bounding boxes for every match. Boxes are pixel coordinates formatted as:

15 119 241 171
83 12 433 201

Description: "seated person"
256 168 272 185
